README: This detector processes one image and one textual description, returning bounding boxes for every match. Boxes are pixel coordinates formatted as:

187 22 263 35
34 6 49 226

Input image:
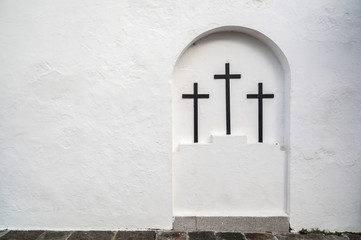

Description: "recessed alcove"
172 27 290 224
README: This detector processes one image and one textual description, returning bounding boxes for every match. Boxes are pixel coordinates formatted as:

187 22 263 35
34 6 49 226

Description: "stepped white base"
173 135 287 217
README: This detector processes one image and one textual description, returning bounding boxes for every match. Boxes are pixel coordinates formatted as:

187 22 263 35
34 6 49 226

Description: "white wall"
0 0 360 232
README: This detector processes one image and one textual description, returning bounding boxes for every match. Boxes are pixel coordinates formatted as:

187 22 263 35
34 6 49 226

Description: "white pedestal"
173 135 286 217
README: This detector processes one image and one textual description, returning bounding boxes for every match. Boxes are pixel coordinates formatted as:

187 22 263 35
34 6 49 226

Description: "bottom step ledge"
173 216 289 233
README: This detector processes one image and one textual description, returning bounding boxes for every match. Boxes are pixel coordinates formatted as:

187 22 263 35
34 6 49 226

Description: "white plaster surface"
0 0 360 232
173 136 286 216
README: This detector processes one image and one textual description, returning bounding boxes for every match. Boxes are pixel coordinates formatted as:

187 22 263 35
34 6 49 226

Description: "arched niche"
172 27 290 149
172 27 290 217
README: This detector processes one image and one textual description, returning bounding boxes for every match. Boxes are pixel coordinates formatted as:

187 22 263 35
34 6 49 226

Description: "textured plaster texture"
0 0 361 232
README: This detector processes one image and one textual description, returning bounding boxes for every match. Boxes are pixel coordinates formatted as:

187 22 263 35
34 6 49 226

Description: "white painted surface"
0 0 360 232
173 136 286 216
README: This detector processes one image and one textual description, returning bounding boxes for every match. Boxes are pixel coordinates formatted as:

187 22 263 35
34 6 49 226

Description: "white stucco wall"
0 0 360 232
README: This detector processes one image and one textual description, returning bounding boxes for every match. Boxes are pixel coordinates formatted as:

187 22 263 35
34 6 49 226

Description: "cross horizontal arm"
214 74 241 79
247 94 259 98
198 94 210 98
182 94 209 99
214 74 226 79
230 74 241 78
263 94 274 98
182 94 194 98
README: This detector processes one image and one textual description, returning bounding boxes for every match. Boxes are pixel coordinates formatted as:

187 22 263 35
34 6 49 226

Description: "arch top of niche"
175 26 290 78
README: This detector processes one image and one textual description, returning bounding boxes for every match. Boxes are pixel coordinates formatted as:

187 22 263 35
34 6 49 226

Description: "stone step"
173 216 289 233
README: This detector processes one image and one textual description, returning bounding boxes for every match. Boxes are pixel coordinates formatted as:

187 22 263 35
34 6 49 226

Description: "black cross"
182 82 210 143
247 82 274 143
214 63 241 135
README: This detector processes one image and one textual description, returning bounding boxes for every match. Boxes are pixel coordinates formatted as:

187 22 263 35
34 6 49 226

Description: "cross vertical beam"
214 63 241 135
182 82 210 143
247 82 274 143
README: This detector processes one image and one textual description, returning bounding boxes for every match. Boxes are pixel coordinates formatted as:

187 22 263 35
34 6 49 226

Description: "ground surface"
0 231 360 240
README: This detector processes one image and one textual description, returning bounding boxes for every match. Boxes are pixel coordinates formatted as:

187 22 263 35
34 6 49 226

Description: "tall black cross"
247 82 274 143
182 82 210 143
214 63 241 135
